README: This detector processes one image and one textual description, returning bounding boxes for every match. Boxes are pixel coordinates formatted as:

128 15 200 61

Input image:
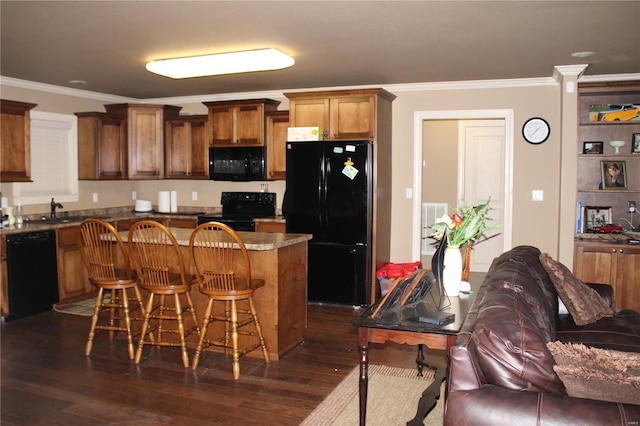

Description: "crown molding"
0 76 134 103
578 72 640 83
3 71 637 105
553 64 589 82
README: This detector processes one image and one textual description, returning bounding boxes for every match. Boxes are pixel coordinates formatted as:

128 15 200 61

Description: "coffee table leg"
416 343 424 376
359 341 369 426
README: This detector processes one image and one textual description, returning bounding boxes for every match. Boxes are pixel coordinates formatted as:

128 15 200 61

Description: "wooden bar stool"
189 222 270 379
77 218 146 359
128 220 199 368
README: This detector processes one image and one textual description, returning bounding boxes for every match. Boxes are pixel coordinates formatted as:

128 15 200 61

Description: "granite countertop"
574 231 640 244
0 207 286 236
119 227 311 251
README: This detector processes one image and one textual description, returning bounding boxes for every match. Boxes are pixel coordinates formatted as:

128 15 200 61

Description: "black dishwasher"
5 230 59 322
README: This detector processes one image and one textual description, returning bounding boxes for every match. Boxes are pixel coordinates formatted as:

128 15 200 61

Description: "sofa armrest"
444 386 640 426
585 282 614 308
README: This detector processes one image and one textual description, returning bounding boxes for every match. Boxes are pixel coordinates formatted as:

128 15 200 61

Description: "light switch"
405 188 413 199
532 190 543 201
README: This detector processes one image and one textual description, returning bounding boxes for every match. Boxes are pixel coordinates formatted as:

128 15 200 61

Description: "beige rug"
53 297 101 316
301 364 444 426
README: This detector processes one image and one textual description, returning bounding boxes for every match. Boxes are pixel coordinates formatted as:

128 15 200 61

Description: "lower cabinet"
574 241 640 311
57 226 92 302
255 221 286 233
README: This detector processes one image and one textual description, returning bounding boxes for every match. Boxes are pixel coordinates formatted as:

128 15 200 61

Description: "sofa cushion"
547 341 640 405
557 309 640 353
539 253 614 326
472 289 565 394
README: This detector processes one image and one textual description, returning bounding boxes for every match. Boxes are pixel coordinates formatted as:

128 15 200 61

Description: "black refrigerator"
285 140 373 305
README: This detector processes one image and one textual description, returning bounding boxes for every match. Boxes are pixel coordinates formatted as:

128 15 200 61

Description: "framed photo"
600 160 627 189
633 133 640 154
582 141 603 154
584 206 612 231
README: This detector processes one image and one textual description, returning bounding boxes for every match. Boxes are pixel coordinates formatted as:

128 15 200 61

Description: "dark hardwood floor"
1 304 445 425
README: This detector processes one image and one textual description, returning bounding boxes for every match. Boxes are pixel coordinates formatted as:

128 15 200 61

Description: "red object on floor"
376 261 422 279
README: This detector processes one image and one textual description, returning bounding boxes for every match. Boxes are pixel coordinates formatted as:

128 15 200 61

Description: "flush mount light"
571 51 595 58
145 48 295 79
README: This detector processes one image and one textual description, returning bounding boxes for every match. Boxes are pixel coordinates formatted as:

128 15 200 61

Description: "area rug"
53 297 100 316
301 364 444 426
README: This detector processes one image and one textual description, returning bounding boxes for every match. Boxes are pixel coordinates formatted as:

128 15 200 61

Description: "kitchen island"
119 227 312 361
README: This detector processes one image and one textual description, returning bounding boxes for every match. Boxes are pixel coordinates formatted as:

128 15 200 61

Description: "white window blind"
421 202 448 255
13 111 78 205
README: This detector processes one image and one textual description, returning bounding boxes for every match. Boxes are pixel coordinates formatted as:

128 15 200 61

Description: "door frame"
411 109 514 261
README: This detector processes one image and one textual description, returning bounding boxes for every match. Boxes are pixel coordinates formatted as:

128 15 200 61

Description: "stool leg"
231 300 240 380
121 288 135 360
192 298 214 370
185 291 200 338
174 293 190 368
85 287 104 356
249 297 270 363
135 293 155 365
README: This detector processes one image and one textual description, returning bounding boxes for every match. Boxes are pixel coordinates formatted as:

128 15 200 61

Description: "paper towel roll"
170 191 178 213
158 191 170 213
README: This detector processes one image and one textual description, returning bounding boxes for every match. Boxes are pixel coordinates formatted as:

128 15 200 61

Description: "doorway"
412 110 514 271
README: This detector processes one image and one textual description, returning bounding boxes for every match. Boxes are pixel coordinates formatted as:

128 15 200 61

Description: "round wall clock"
522 117 550 144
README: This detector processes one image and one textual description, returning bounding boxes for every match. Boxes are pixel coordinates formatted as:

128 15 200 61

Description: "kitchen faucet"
50 198 63 218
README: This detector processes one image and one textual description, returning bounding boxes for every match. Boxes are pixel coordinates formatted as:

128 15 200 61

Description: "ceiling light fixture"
145 48 295 79
571 51 595 58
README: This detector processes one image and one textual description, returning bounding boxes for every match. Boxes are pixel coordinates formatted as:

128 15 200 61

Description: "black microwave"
209 146 266 181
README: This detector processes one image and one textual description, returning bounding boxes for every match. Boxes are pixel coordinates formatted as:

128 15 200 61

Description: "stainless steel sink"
37 215 110 224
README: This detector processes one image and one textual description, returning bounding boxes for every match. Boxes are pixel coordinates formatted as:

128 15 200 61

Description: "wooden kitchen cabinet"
255 221 286 233
0 99 37 182
166 217 197 228
285 89 395 141
75 112 127 180
574 241 640 311
104 103 182 179
265 111 289 180
204 99 280 147
56 226 92 301
165 115 209 179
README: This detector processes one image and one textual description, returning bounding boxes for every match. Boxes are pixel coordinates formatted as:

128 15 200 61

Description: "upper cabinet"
265 111 289 180
76 112 127 180
104 103 182 179
285 88 396 142
165 114 209 179
0 99 37 182
203 99 280 147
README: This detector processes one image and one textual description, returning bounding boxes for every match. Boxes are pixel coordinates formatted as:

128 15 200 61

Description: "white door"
459 120 505 272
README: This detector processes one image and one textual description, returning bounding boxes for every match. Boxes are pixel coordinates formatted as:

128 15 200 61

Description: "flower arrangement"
429 198 499 247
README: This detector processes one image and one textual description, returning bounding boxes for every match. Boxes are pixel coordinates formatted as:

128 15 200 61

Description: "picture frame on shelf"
600 160 627 189
584 206 612 231
633 133 640 154
582 141 603 154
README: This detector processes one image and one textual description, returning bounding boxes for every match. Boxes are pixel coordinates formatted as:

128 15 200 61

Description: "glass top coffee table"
351 286 477 426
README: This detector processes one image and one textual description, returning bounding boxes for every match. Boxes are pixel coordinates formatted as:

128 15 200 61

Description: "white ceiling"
1 1 639 100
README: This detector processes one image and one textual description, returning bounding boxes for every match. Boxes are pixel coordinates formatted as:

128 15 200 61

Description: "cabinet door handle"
619 249 624 254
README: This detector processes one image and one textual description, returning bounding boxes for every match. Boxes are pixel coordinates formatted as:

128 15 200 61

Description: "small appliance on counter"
134 199 153 212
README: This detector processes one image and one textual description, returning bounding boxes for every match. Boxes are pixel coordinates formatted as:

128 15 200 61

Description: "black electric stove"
197 192 276 231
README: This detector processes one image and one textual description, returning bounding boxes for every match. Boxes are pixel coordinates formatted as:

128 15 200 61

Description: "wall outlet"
132 191 137 200
192 191 198 201
532 190 544 202
629 201 637 213
92 193 99 203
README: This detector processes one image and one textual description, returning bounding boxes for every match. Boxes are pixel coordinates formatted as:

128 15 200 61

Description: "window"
13 111 78 205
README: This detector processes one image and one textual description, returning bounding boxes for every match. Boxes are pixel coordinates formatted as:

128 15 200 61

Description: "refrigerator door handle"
323 154 331 230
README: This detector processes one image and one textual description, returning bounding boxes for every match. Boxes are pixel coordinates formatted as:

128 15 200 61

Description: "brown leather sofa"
445 245 640 425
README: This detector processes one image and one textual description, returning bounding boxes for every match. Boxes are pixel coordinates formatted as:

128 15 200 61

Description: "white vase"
443 245 462 297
